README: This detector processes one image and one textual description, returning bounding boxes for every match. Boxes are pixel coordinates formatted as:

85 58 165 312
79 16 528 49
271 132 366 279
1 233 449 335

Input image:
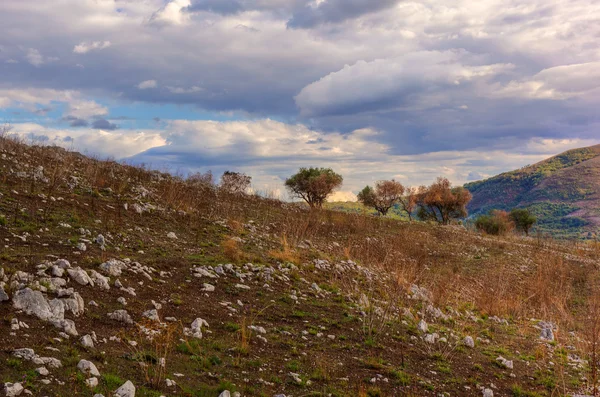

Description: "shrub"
475 210 515 235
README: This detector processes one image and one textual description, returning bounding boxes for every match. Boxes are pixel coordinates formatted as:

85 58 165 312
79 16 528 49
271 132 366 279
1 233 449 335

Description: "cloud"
295 51 514 117
493 62 600 100
64 117 89 127
25 48 58 67
187 0 244 14
92 118 119 130
73 41 111 54
287 0 401 28
327 190 357 202
65 99 108 119
137 80 158 90
150 0 192 25
8 123 165 159
166 85 203 94
1 0 600 187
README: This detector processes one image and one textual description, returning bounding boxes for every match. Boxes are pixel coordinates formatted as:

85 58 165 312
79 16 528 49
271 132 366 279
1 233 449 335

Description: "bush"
475 210 515 235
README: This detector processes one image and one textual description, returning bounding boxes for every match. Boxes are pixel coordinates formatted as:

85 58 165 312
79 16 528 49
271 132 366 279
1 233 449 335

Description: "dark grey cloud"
287 0 401 28
92 119 118 130
62 116 89 127
187 0 244 14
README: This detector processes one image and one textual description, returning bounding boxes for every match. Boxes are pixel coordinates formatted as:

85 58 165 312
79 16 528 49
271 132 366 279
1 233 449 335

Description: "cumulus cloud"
295 51 514 117
73 41 111 54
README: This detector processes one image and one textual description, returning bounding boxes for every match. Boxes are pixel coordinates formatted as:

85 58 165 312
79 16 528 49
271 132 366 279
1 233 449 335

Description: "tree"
510 208 537 236
285 167 343 208
399 186 418 221
416 177 472 224
358 180 405 216
475 210 515 235
220 171 251 194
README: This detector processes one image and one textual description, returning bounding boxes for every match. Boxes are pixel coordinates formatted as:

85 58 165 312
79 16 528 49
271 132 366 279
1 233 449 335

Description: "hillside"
465 144 600 238
2 136 600 397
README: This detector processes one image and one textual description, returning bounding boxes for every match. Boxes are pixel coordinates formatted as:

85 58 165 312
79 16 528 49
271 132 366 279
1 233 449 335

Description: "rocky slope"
465 144 600 238
1 137 599 397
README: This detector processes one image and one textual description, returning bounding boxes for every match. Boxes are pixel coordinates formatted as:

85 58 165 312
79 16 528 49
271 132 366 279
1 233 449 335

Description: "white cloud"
64 99 108 119
8 123 165 159
149 0 192 25
73 41 111 54
328 191 357 202
137 80 158 89
295 51 514 116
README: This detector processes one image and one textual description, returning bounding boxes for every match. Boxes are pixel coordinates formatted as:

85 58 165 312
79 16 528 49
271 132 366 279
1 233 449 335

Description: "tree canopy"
285 167 343 208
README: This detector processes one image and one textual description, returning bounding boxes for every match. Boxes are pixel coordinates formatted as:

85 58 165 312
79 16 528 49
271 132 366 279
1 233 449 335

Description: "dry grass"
268 235 300 264
4 133 600 391
221 238 245 263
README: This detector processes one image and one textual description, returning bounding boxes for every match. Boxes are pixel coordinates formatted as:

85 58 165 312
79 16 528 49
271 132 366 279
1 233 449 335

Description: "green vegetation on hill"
465 144 600 238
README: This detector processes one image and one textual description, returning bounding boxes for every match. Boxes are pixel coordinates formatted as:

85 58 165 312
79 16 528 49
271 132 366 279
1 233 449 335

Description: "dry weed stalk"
124 320 182 389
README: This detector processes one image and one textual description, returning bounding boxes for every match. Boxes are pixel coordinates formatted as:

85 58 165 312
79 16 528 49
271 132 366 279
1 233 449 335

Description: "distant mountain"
465 144 600 238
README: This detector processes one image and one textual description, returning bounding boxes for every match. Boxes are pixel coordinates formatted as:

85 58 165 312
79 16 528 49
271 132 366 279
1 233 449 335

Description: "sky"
1 0 599 201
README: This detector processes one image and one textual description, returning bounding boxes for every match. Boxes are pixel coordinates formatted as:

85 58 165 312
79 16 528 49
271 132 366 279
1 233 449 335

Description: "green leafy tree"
285 167 343 208
510 208 537 235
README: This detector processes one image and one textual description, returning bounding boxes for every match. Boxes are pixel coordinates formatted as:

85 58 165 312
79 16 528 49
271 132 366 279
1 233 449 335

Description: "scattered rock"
12 288 53 321
114 380 136 397
464 336 475 348
496 356 514 369
108 310 133 325
81 334 94 348
3 382 24 397
77 359 100 377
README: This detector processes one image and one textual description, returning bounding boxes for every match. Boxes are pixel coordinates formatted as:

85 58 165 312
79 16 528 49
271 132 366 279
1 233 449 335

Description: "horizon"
2 0 599 200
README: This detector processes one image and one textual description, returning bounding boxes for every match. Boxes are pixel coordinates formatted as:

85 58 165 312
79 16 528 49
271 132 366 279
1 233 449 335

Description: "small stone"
86 377 99 388
114 380 136 397
417 319 428 333
77 359 100 377
36 367 50 376
464 336 475 348
81 334 94 348
483 388 494 397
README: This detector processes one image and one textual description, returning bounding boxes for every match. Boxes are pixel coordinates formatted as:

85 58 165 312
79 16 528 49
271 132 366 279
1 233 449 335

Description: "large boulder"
12 288 53 321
